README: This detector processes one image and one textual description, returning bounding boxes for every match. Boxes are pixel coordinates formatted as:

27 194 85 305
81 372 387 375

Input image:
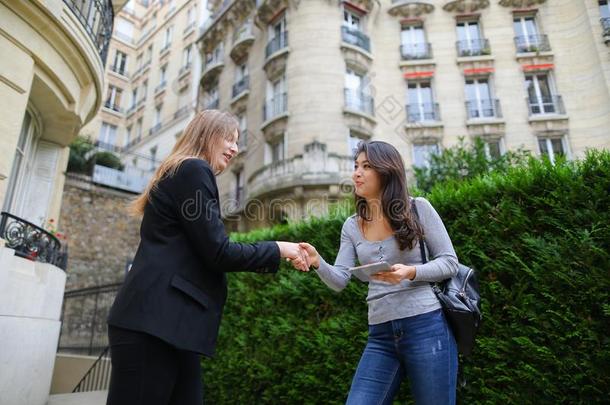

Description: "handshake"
276 242 319 272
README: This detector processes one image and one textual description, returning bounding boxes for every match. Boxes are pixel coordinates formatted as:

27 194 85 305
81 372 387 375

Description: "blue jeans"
346 309 458 405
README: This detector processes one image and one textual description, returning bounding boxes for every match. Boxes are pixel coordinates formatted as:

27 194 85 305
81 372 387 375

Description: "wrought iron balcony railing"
232 76 250 98
179 63 192 76
465 99 503 119
110 65 128 77
205 98 220 110
407 102 441 123
341 26 371 53
514 34 551 53
527 95 565 116
0 212 67 270
63 0 114 65
263 93 288 122
154 81 167 94
456 38 491 57
601 18 610 37
265 31 288 59
400 43 433 60
103 101 123 113
149 122 162 135
344 89 375 116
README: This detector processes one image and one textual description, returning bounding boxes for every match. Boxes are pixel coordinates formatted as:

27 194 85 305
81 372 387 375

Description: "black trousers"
106 325 203 405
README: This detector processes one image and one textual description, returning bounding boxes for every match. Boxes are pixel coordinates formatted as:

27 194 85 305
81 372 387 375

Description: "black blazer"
107 158 280 356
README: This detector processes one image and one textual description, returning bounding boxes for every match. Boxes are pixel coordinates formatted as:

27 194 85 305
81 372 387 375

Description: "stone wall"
59 175 141 290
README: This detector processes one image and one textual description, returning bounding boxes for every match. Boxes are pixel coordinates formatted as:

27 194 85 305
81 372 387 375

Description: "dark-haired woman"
297 140 459 404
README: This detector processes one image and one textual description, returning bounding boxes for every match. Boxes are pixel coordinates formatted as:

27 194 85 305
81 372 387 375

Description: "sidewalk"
47 391 107 405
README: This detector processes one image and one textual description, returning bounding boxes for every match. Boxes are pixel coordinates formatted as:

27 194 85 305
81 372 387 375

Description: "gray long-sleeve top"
314 197 459 325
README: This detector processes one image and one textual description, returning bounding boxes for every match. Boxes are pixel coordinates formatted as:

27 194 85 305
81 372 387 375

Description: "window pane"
486 140 501 159
551 138 564 157
413 144 438 168
538 139 549 156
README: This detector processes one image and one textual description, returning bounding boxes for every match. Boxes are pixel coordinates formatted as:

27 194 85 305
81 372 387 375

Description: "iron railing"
400 43 433 60
0 212 67 270
407 102 441 122
103 101 123 113
465 99 502 119
59 283 123 355
514 34 551 53
527 95 565 115
232 76 250 98
265 31 289 58
263 93 288 121
149 122 162 135
344 89 375 116
63 0 114 65
456 38 491 57
341 26 371 52
73 346 112 393
205 98 220 110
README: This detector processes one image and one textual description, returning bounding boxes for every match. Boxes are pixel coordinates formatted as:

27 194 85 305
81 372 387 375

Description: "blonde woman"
106 110 309 405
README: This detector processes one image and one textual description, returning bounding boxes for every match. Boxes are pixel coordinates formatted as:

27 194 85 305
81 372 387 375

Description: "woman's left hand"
371 264 416 284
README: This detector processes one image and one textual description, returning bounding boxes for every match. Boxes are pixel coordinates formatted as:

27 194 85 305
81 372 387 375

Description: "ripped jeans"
346 309 458 405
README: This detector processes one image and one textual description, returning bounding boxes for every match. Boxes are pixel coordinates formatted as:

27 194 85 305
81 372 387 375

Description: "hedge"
201 151 610 404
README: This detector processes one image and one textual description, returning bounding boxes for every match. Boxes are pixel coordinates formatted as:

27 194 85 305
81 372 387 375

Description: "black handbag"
412 201 482 356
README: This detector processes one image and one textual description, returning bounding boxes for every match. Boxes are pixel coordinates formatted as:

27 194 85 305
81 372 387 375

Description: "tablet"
349 261 392 281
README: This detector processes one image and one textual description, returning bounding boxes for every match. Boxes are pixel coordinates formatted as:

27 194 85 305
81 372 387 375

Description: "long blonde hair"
128 110 239 216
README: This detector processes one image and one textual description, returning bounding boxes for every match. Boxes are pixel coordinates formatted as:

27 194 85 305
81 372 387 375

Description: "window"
407 81 437 122
237 114 247 150
125 126 132 146
513 15 549 52
146 45 153 63
525 73 560 114
269 14 286 40
266 136 285 164
136 53 143 69
105 86 122 111
343 8 362 30
538 137 566 164
164 26 173 47
154 105 162 126
136 118 143 138
348 130 367 155
142 80 148 100
131 88 138 107
234 170 244 203
187 7 195 25
183 45 192 67
465 78 496 119
601 0 610 18
345 69 372 114
112 50 128 75
236 63 248 82
401 25 428 59
456 20 485 55
3 111 36 215
99 122 118 146
483 138 503 160
265 76 286 119
150 145 158 171
412 143 439 168
266 13 287 55
159 65 167 85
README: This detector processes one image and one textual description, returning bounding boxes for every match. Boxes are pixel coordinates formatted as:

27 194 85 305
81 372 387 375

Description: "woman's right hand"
298 242 320 269
276 242 310 272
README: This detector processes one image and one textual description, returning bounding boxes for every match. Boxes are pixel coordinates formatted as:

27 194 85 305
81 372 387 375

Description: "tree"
414 137 529 192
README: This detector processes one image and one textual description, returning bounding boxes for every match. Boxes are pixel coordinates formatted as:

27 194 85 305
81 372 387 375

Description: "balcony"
465 99 503 120
103 101 123 114
231 21 255 62
407 103 441 123
0 212 67 270
109 66 129 78
63 0 114 64
126 104 136 116
232 76 250 100
174 106 191 120
154 81 167 94
92 165 152 194
94 140 122 153
263 93 288 123
456 38 491 57
344 89 375 118
527 95 565 116
204 98 220 110
265 31 289 60
179 63 192 78
247 142 354 200
159 42 171 57
341 26 371 53
602 17 610 45
149 122 162 135
400 43 433 61
514 35 551 54
388 0 435 18
183 21 196 36
200 53 225 87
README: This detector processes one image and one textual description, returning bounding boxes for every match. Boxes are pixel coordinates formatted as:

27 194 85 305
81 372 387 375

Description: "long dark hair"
354 141 423 250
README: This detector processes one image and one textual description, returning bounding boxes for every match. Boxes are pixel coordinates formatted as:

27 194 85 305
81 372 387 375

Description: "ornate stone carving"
388 1 434 18
498 0 546 8
442 0 490 13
